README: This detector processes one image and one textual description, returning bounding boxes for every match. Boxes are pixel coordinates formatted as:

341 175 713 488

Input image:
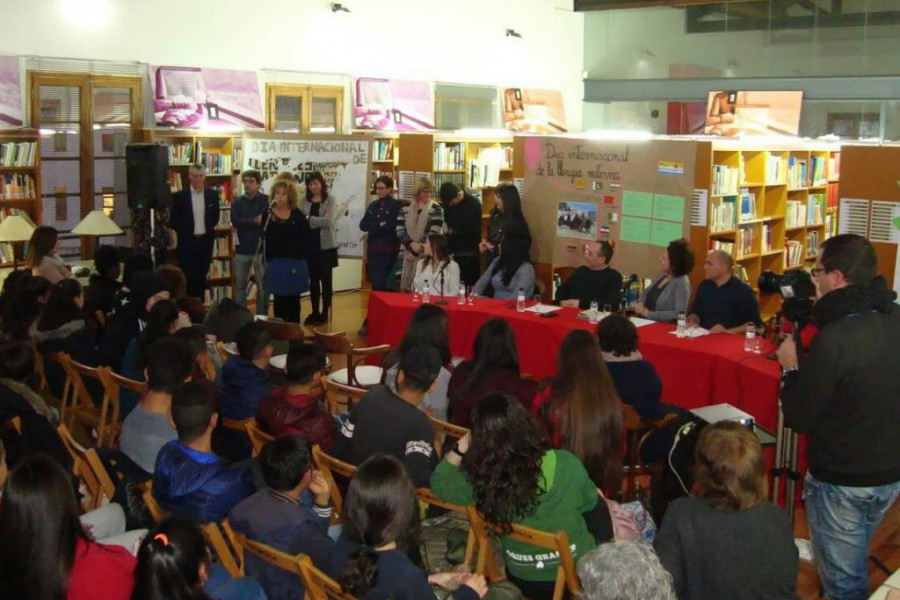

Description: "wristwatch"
781 366 800 377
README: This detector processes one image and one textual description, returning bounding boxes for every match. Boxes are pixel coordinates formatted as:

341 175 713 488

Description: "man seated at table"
687 250 761 334
555 240 623 309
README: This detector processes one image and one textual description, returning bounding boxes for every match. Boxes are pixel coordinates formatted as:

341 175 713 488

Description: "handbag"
265 257 309 296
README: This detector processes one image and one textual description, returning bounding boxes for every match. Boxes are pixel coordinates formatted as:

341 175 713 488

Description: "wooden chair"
7 415 22 434
260 319 306 342
221 416 253 435
428 414 469 457
215 341 232 364
466 506 580 600
245 418 274 457
39 351 70 419
57 423 117 511
142 481 168 524
96 368 145 420
622 403 679 502
321 378 367 415
226 523 304 581
311 444 357 520
58 353 120 447
416 488 477 571
298 554 364 600
313 329 390 388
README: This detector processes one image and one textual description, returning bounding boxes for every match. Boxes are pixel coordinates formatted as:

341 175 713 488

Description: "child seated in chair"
229 435 334 600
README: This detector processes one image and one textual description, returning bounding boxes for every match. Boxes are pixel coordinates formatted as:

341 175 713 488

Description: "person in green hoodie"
430 393 613 600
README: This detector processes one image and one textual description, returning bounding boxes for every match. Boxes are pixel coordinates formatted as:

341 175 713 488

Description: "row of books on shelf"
1 141 37 168
736 227 754 257
216 208 231 229
712 165 739 196
762 224 772 253
467 146 510 188
373 139 395 162
785 241 804 268
434 143 465 170
710 239 735 255
208 259 232 279
828 153 841 180
0 173 36 199
433 172 464 191
766 155 785 184
786 195 827 228
809 155 828 186
204 286 232 305
198 152 232 175
710 197 736 232
0 208 35 262
213 237 231 256
807 231 820 257
168 142 194 165
788 157 808 189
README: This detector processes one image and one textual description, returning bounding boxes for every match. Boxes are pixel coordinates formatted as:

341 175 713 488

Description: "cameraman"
777 234 900 600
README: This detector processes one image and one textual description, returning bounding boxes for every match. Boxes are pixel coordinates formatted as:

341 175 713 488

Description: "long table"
366 292 783 431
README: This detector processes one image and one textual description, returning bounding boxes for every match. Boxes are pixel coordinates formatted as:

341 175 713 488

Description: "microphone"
435 262 449 305
269 198 277 209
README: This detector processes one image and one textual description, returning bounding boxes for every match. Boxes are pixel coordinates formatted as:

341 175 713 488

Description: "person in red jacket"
257 342 337 451
0 454 136 600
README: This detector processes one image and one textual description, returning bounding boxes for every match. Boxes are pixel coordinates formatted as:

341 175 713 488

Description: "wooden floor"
333 289 900 598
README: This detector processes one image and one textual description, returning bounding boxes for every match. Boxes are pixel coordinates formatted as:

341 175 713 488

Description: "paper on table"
628 316 656 328
668 327 710 338
622 190 654 218
524 304 562 314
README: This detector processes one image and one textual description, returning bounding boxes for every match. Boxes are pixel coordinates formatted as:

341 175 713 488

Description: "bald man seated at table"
687 250 761 334
555 240 623 310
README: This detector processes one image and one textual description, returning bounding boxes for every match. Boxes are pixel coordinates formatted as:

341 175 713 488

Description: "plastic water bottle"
516 288 525 312
589 301 599 324
677 312 687 338
422 280 430 304
744 323 756 353
457 286 466 305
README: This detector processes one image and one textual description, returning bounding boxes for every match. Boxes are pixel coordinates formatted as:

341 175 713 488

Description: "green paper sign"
622 190 653 218
620 216 653 244
653 194 685 223
650 220 684 247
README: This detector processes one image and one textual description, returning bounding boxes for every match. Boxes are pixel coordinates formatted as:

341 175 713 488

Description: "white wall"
0 0 584 129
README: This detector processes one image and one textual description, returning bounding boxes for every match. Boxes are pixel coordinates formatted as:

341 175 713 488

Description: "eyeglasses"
810 267 825 277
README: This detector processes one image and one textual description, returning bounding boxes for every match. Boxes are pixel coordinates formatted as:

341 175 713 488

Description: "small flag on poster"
603 195 615 204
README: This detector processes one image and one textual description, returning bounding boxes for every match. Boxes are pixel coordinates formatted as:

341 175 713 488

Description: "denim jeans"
204 562 267 600
233 253 267 315
804 473 900 600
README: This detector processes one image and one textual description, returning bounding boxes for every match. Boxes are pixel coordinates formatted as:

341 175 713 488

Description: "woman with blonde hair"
26 225 71 284
263 178 312 323
397 177 443 292
655 421 798 600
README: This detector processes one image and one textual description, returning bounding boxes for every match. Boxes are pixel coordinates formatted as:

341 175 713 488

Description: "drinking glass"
534 294 542 308
466 286 476 306
603 304 612 315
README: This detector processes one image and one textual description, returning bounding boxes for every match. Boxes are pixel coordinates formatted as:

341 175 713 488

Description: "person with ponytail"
331 454 487 600
132 516 266 600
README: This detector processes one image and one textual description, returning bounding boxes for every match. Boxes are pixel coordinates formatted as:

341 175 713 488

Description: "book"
710 196 737 232
786 200 805 228
739 188 756 221
712 165 738 196
433 142 465 170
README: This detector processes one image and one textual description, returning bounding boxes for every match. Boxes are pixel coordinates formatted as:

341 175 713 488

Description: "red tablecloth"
367 292 783 430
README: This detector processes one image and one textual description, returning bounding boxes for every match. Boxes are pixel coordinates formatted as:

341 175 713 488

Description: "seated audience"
635 238 695 322
134 516 266 600
256 343 336 450
383 304 453 421
203 297 253 344
153 381 255 523
112 252 154 314
2 274 51 342
100 271 170 372
157 264 205 323
230 435 334 600
687 250 761 334
532 329 623 494
0 454 136 600
83 244 122 335
447 318 534 427
119 337 194 475
473 232 534 300
431 393 611 600
120 298 182 416
332 453 487 600
27 225 72 284
215 321 274 461
173 325 219 405
412 233 461 297
334 345 441 488
596 314 664 421
577 541 676 600
654 421 798 600
555 240 623 310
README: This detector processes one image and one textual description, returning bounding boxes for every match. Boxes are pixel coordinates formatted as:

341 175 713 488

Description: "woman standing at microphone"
264 177 312 323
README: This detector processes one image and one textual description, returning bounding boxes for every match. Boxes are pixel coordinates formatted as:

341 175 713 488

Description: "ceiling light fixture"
331 3 350 13
505 28 522 38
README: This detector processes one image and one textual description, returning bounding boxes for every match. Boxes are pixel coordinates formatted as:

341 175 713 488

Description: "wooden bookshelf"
141 130 241 304
692 141 841 317
0 129 41 267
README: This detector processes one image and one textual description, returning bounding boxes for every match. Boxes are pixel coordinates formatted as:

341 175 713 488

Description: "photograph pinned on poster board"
557 201 597 240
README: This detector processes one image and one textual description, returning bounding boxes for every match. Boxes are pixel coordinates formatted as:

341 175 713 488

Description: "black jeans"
366 250 396 291
273 295 300 323
309 263 334 316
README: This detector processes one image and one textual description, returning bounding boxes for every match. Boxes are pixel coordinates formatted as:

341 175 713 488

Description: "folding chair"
311 444 357 521
225 522 304 581
142 481 168 524
314 328 390 388
96 368 145 418
428 414 469 457
58 353 120 447
417 488 477 572
321 378 367 415
245 418 274 457
298 554 364 600
57 423 117 511
466 506 581 600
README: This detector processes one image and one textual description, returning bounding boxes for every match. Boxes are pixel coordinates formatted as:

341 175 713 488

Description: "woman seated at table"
382 304 453 421
531 329 623 495
472 233 534 300
447 318 534 428
412 233 460 297
634 238 694 322
26 225 72 285
654 421 798 600
431 393 612 600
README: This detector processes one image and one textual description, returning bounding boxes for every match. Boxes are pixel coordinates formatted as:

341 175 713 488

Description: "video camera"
758 268 817 328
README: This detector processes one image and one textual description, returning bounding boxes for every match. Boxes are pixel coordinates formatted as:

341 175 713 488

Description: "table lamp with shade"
72 210 124 259
0 214 37 270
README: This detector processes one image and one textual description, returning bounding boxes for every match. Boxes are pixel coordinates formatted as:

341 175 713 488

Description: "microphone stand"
435 260 448 305
248 199 276 314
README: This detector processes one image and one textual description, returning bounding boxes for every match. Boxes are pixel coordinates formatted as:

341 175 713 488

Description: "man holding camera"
777 234 900 600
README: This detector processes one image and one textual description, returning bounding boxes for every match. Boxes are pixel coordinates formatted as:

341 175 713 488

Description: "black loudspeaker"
126 143 171 210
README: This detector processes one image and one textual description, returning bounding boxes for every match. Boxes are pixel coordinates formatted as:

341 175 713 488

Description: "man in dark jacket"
439 182 482 287
359 175 400 292
153 381 255 524
778 234 900 600
555 240 623 310
170 163 220 299
215 322 273 461
229 435 333 600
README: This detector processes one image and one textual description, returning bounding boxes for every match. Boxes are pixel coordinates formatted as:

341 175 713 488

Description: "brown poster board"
521 136 697 279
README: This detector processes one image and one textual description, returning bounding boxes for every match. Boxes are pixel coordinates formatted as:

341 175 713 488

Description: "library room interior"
1 1 899 600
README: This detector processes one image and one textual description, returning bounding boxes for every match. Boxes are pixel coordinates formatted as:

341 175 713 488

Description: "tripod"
771 321 803 525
